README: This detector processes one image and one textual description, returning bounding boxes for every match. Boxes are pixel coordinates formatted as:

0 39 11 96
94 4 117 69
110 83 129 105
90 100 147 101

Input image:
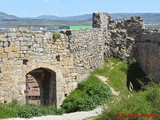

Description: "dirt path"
95 75 120 96
2 106 103 120
3 75 116 120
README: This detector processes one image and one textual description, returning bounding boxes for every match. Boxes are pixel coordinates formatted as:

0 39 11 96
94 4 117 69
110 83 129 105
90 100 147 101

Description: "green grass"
62 75 112 113
0 103 18 118
94 58 159 120
61 57 137 113
127 59 151 91
93 57 129 96
96 84 160 120
0 57 154 119
0 101 62 119
93 58 152 95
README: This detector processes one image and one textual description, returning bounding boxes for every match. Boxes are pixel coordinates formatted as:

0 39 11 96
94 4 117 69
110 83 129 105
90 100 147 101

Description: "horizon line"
1 11 160 18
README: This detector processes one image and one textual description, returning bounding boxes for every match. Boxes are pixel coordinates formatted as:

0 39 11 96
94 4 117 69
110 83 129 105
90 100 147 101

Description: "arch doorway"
26 68 56 106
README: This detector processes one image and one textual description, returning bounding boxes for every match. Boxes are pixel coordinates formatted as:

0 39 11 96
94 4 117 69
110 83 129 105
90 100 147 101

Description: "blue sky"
0 0 159 17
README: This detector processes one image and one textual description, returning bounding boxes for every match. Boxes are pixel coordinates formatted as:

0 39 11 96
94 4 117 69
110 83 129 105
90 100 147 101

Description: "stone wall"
135 30 160 82
93 12 109 28
117 16 160 82
0 32 73 107
0 12 160 107
92 13 143 60
0 13 142 107
104 29 135 59
0 28 108 107
66 28 105 71
92 12 160 83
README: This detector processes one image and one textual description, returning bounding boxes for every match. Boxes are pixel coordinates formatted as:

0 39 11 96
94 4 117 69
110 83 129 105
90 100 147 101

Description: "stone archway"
26 68 56 106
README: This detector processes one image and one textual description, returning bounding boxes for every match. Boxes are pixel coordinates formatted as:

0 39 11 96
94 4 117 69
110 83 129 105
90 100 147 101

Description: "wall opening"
23 59 29 65
56 55 60 61
26 68 56 106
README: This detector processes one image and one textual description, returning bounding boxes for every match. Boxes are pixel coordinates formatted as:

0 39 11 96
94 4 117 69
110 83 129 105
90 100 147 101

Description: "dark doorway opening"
26 68 56 106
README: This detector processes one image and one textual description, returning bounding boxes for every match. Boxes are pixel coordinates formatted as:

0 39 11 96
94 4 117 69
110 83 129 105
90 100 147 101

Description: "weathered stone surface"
4 47 12 53
135 30 160 82
0 12 159 108
0 48 4 54
93 12 109 28
12 46 20 52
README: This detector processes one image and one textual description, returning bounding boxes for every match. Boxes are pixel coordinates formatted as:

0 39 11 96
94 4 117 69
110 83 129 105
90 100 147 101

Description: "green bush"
0 102 62 118
15 104 63 118
0 103 17 119
62 75 112 113
52 33 61 40
146 85 160 115
38 105 63 115
9 99 18 107
16 105 42 118
0 99 20 119
96 84 160 120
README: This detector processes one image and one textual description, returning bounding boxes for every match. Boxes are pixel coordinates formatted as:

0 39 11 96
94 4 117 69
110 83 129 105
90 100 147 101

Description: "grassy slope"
96 85 160 120
95 58 160 120
62 58 130 113
1 57 155 119
93 58 129 96
61 75 112 113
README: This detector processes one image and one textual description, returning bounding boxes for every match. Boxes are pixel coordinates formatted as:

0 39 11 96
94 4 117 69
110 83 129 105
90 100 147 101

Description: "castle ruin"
0 12 159 108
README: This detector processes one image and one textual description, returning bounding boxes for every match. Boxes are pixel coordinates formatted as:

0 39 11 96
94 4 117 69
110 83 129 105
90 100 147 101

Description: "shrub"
96 84 160 120
15 104 63 118
0 103 17 119
146 85 160 115
0 102 62 119
16 105 42 118
62 75 112 113
9 99 18 107
52 33 61 40
38 105 63 115
0 99 20 118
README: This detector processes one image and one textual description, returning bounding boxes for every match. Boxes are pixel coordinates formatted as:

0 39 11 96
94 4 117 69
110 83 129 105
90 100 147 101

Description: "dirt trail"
2 106 103 120
3 75 117 120
95 75 120 96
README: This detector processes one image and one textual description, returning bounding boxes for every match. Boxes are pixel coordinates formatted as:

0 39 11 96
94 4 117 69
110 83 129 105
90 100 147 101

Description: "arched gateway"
1 12 143 109
23 64 65 108
26 68 56 106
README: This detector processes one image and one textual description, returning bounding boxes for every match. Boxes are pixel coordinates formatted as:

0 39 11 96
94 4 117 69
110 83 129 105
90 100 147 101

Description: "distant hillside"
0 11 160 29
36 14 92 21
36 13 160 23
0 11 160 23
0 11 20 20
110 13 160 23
